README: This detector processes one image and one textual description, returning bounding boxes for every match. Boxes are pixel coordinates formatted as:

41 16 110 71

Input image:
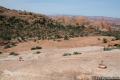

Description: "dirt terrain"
0 36 120 80
3 36 113 53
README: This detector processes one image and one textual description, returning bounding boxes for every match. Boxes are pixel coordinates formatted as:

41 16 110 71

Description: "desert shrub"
73 52 82 55
98 38 101 40
9 52 19 56
114 33 120 40
63 53 71 56
116 44 120 49
4 43 17 49
63 52 82 56
33 51 41 54
0 52 2 54
31 47 36 50
36 46 42 49
29 12 33 15
33 39 37 42
31 46 42 50
102 38 107 43
103 47 112 51
111 38 116 41
104 44 120 51
56 39 62 42
4 45 11 49
64 35 69 40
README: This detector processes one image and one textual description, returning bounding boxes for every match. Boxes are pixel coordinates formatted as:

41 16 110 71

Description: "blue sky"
0 0 120 18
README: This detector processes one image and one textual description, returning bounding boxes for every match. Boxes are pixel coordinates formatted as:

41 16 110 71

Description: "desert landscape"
0 1 120 79
0 36 120 80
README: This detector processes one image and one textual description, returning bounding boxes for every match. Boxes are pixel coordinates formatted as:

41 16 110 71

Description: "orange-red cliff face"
51 16 120 31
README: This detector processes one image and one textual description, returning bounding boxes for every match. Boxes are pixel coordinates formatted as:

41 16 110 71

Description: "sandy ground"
3 36 112 53
0 36 120 80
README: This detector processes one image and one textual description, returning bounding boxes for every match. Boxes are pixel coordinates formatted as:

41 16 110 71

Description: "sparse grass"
31 46 42 50
63 53 72 56
9 52 19 56
73 52 82 55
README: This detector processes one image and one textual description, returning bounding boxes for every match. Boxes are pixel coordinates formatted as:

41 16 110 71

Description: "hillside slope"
0 6 101 41
0 6 120 44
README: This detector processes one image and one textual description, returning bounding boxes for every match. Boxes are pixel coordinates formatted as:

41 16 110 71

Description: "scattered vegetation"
63 52 82 56
0 6 120 44
104 44 120 51
73 52 82 55
63 53 71 56
9 52 19 56
31 46 42 50
101 31 120 40
0 6 111 43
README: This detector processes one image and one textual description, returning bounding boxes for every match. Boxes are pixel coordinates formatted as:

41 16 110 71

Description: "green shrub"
73 52 82 55
63 53 71 56
9 52 19 56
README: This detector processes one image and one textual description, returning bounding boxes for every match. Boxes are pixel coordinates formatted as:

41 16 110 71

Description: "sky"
0 0 120 18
